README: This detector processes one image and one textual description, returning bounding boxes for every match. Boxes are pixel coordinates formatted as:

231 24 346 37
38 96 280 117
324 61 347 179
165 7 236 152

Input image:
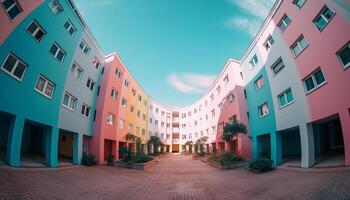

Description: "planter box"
114 159 158 170
206 159 249 170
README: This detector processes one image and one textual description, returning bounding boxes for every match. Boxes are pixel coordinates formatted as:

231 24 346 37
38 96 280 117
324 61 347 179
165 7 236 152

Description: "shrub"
249 158 274 173
82 153 97 166
124 152 153 164
107 154 115 166
209 152 244 165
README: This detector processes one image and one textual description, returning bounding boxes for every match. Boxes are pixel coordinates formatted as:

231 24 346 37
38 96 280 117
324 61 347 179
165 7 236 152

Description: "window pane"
279 23 286 31
305 77 315 91
36 77 46 92
3 0 15 9
50 44 58 56
338 46 350 67
314 70 325 85
284 16 291 25
45 82 54 97
64 21 70 29
69 98 76 109
292 45 301 56
79 41 84 49
323 8 334 20
13 62 26 79
56 50 64 62
279 95 286 106
286 90 293 102
3 55 17 72
315 17 326 30
35 30 45 41
300 37 308 49
68 28 75 35
63 94 69 106
27 22 37 34
81 105 85 115
8 5 21 20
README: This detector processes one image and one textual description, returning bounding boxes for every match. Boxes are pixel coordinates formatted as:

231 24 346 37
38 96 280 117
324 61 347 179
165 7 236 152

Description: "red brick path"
0 155 350 200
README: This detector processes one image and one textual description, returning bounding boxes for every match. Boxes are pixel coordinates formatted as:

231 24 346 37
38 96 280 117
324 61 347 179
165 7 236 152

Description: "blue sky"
73 0 274 107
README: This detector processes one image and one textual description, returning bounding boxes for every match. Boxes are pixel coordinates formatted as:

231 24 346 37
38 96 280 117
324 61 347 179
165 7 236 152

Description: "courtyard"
0 154 349 200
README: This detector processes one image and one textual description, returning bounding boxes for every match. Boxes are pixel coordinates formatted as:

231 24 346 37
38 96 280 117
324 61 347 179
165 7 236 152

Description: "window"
293 0 306 8
188 133 192 139
155 120 158 126
254 75 264 91
278 15 292 32
122 98 127 107
149 118 152 124
111 88 117 99
278 88 294 108
228 94 234 103
155 108 159 113
26 20 46 42
216 86 221 94
79 40 90 55
86 78 95 91
119 119 125 129
81 104 90 118
48 0 63 15
64 20 76 36
181 113 186 118
249 54 258 68
49 43 65 63
258 102 269 117
161 111 165 116
188 111 192 116
142 129 146 136
115 68 122 78
132 89 136 96
124 79 129 87
303 68 326 93
182 134 186 140
271 58 285 75
1 53 27 81
166 134 170 139
211 109 215 117
137 110 140 117
128 124 133 132
62 92 77 111
71 62 83 80
92 57 100 69
107 113 115 125
263 35 274 51
210 94 214 101
161 122 164 127
143 114 146 120
138 95 142 102
130 105 134 112
223 75 229 85
314 6 335 31
337 42 350 69
291 35 309 57
35 75 55 99
2 0 22 20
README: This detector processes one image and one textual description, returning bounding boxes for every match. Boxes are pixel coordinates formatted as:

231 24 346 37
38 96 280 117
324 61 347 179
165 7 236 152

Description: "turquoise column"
252 136 259 160
271 132 282 166
45 126 59 167
6 115 25 167
73 133 83 164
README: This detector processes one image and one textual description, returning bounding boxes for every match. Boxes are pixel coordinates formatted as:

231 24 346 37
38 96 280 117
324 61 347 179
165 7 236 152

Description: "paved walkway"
0 154 350 200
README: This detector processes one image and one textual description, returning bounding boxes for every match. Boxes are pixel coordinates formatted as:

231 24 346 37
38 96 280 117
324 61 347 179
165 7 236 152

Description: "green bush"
249 158 274 173
124 152 153 164
209 152 244 165
82 153 97 166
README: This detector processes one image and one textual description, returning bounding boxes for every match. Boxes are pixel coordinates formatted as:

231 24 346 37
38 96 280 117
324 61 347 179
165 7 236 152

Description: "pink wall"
274 1 350 165
0 0 43 45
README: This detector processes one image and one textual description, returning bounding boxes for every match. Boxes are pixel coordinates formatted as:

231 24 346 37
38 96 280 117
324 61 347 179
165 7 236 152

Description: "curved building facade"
0 0 349 168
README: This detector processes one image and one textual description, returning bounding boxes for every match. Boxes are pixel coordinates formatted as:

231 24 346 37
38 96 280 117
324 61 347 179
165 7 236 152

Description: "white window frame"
336 42 350 70
293 0 306 8
86 77 95 91
1 53 27 81
119 119 125 129
49 43 65 63
303 68 327 94
48 0 63 15
34 75 55 99
278 15 292 32
111 88 117 99
313 6 335 31
271 57 285 75
81 103 90 118
71 62 83 80
228 94 234 103
26 20 46 42
249 54 258 69
79 40 90 55
254 75 264 91
1 0 22 21
62 92 77 111
291 35 309 57
115 68 122 78
263 35 274 51
64 20 76 36
258 102 269 118
107 113 115 125
223 75 229 85
278 88 294 109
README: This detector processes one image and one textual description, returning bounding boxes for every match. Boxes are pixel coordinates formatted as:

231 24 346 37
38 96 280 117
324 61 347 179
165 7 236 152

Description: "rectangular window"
111 88 117 99
278 88 294 108
314 6 335 31
254 75 264 91
223 75 229 85
128 124 133 132
336 42 350 69
271 57 285 75
278 15 292 32
122 97 127 107
1 53 27 81
211 109 215 117
48 0 63 15
293 0 306 8
303 68 326 94
119 119 125 129
249 54 258 68
93 57 100 69
35 75 55 99
107 113 115 125
63 92 77 111
81 104 90 118
138 95 142 102
130 105 134 112
258 102 269 117
210 94 214 101
49 43 65 63
79 40 90 55
26 20 46 42
216 86 221 94
115 68 122 78
86 78 95 91
291 35 309 57
228 94 234 103
64 20 76 36
124 79 129 87
71 62 83 80
263 35 274 51
2 0 22 20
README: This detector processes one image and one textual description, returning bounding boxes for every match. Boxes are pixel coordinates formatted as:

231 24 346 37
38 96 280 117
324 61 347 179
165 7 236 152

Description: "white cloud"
166 73 216 94
226 17 261 37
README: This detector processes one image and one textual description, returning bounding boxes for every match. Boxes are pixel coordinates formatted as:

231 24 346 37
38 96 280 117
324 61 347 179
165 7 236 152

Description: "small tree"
222 115 247 142
148 136 163 154
185 140 193 153
136 137 142 153
124 133 137 155
195 136 208 156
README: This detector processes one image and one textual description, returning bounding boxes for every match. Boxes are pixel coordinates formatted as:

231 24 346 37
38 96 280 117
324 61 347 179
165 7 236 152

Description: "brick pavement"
0 154 349 200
